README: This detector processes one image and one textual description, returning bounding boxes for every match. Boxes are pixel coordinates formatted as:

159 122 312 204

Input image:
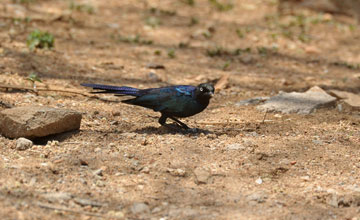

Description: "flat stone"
194 167 211 184
15 137 33 150
328 90 360 109
257 86 336 114
0 106 82 139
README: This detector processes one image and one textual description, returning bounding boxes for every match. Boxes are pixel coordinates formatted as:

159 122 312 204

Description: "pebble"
74 198 103 207
255 178 263 185
16 137 33 151
167 168 186 177
93 168 104 176
130 202 150 215
247 191 268 203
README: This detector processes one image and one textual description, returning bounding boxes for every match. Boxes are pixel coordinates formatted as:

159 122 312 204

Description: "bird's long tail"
81 83 141 96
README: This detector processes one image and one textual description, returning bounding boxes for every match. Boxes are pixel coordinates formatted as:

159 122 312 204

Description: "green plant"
167 49 176 58
27 30 54 50
27 73 42 90
189 17 199 26
235 27 251 39
115 34 153 45
154 50 162 56
69 1 95 14
182 0 195 6
208 0 233 11
146 16 161 28
222 60 231 70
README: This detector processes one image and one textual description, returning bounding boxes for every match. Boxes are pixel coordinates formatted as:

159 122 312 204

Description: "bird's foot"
184 127 197 133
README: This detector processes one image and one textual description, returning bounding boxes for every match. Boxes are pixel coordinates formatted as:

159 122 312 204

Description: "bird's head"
195 83 215 100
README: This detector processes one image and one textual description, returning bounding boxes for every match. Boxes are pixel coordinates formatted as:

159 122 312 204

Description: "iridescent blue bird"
81 83 215 129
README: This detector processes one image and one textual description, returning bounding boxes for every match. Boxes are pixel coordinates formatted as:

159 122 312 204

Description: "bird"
81 83 215 130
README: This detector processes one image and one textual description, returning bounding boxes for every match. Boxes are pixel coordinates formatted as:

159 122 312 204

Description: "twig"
36 202 106 218
0 84 120 103
261 109 268 124
0 84 91 97
214 73 230 91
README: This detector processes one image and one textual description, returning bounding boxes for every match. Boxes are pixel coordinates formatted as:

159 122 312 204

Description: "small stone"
112 111 121 117
290 161 297 165
141 166 150 174
93 168 104 176
167 168 186 177
74 198 103 207
130 202 150 215
152 206 162 213
255 178 263 185
301 176 310 181
247 191 268 203
328 90 360 109
108 143 116 148
194 167 211 184
16 137 33 151
108 211 124 218
225 144 245 151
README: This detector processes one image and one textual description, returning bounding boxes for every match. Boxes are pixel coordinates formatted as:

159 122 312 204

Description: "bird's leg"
158 114 168 126
169 116 190 130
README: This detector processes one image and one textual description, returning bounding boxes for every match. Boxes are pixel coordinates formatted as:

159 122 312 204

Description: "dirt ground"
0 0 360 219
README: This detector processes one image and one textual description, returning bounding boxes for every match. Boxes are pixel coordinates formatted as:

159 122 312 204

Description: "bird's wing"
124 86 196 112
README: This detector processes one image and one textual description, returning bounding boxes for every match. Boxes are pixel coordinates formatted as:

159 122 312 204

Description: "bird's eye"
200 87 203 92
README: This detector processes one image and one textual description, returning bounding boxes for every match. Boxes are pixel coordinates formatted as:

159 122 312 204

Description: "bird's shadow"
133 124 212 136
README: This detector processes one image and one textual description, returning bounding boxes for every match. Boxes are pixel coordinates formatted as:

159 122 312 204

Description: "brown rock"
194 167 211 184
0 106 82 139
328 90 360 109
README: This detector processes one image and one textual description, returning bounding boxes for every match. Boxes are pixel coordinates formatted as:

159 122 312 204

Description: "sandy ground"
0 0 360 219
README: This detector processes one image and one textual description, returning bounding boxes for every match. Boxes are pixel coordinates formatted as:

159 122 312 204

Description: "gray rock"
16 137 33 150
236 97 269 106
257 86 336 114
130 202 150 215
0 106 82 139
194 167 211 184
74 198 103 207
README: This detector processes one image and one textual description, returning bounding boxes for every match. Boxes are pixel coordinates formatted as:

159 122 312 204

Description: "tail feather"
81 83 140 96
